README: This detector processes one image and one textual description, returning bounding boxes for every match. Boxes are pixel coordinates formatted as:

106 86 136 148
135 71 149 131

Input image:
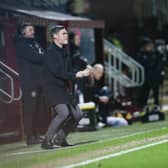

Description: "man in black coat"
15 23 44 145
136 37 164 108
41 25 90 149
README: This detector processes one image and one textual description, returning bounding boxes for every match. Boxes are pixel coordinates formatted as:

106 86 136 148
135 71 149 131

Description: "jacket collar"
52 42 64 51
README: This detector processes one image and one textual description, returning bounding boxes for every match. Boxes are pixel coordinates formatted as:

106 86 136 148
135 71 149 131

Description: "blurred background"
0 0 168 143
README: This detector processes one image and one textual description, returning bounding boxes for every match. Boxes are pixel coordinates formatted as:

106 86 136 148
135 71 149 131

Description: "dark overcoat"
136 51 163 86
43 43 76 106
15 37 44 91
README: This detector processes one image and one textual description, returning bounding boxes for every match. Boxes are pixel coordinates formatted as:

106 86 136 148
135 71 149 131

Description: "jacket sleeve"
17 42 44 64
44 50 76 81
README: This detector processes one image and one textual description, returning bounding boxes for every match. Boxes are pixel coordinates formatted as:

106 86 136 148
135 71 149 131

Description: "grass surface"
81 141 168 168
0 114 168 168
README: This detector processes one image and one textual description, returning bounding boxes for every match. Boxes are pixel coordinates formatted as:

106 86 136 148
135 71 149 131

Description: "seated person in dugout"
79 64 114 125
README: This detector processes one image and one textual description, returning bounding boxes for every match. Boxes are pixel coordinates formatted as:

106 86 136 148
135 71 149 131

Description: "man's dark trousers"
45 104 82 142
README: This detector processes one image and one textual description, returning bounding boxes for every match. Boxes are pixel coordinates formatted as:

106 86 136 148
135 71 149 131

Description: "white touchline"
97 126 167 144
63 139 168 168
7 127 167 156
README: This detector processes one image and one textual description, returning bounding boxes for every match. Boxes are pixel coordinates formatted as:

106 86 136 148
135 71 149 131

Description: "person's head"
50 25 68 48
144 42 154 53
74 34 80 46
93 63 104 80
139 37 154 53
18 23 35 39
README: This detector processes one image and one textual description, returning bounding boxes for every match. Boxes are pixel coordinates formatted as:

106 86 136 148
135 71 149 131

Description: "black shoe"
54 138 73 147
60 141 73 147
41 139 54 150
34 135 44 143
26 136 41 145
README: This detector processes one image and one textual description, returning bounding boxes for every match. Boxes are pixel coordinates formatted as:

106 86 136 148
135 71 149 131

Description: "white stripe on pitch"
63 139 168 168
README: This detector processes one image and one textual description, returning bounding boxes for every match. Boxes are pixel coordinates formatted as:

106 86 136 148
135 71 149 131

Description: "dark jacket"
15 36 44 90
69 43 87 71
136 51 163 86
43 43 76 106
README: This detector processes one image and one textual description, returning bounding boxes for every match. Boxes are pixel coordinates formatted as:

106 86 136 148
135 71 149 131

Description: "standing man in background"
69 32 88 71
15 23 44 145
136 37 164 109
41 25 90 149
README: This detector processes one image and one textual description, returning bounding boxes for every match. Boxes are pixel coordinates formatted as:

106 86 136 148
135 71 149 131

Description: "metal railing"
104 39 144 94
0 60 22 104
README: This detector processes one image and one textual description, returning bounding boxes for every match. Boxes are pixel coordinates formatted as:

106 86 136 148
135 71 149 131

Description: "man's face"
74 35 80 46
145 43 154 52
94 67 104 80
22 26 35 39
53 28 68 46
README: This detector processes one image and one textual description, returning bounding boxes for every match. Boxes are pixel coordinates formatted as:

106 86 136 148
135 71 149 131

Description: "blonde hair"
93 64 104 71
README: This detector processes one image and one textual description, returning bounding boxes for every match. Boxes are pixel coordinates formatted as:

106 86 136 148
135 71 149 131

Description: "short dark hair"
139 37 153 49
17 22 33 36
50 25 65 38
